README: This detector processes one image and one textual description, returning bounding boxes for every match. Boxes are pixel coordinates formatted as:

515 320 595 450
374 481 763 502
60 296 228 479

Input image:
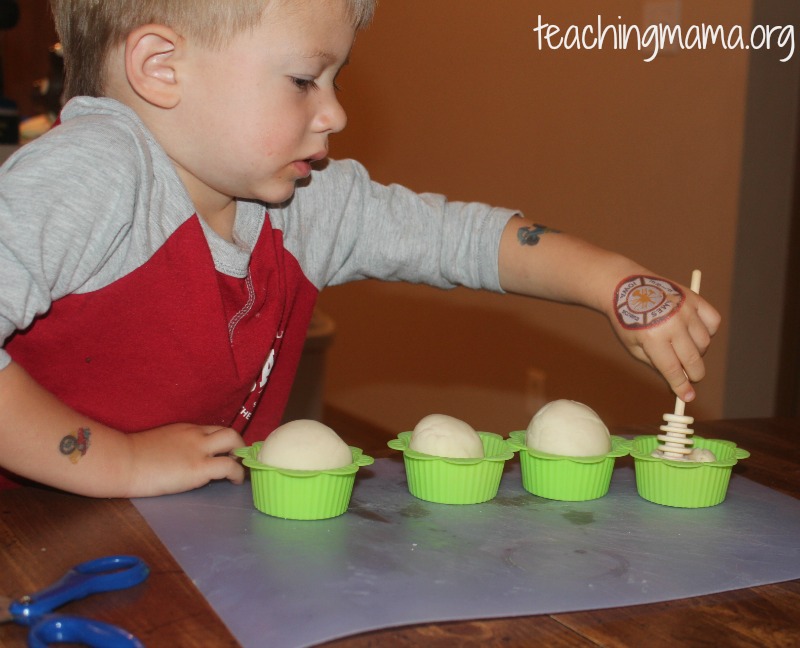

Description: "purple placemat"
134 459 800 648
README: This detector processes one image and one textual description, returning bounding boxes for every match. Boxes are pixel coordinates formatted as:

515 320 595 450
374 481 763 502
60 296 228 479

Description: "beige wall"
318 0 763 433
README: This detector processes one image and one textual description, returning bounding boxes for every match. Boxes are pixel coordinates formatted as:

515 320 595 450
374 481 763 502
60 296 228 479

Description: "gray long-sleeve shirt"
0 97 515 433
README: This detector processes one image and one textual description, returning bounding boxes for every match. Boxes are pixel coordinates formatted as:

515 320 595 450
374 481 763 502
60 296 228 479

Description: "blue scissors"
1 555 149 648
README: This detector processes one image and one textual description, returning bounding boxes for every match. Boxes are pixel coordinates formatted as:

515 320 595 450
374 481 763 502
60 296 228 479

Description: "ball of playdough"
526 399 611 457
687 447 717 463
409 414 484 459
257 419 353 470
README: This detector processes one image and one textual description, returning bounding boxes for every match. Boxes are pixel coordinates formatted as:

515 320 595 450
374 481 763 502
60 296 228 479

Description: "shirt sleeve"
0 118 142 370
268 158 519 292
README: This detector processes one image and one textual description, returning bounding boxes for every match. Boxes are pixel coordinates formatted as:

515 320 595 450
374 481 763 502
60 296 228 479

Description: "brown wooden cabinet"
0 0 57 120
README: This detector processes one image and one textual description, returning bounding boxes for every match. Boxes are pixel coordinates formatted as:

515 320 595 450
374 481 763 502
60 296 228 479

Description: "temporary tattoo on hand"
517 223 559 246
59 427 91 464
614 276 684 330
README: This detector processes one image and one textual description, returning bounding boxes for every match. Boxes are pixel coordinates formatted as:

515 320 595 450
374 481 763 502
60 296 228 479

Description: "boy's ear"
125 24 182 108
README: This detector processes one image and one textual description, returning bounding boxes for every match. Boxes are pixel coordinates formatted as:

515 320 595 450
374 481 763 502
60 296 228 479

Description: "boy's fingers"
207 455 245 484
645 340 695 401
671 334 706 384
200 425 235 435
697 301 722 336
201 426 246 455
687 317 712 356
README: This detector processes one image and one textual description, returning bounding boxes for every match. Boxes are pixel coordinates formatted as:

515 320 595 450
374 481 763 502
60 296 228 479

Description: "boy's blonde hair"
50 0 376 100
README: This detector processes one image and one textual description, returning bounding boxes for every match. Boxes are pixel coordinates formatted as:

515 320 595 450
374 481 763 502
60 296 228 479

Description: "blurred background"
3 0 798 433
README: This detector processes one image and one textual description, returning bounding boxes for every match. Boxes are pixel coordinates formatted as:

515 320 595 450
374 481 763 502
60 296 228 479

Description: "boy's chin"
259 181 304 205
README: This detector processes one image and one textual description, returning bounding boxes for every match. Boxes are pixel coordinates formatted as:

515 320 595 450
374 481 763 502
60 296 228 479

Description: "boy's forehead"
297 47 345 63
265 0 353 22
264 0 356 55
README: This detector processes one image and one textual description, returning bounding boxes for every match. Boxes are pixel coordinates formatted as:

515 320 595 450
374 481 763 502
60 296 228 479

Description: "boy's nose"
315 93 347 134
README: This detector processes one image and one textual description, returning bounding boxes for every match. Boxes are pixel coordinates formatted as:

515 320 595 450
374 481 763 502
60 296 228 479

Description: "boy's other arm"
497 216 721 402
0 361 245 497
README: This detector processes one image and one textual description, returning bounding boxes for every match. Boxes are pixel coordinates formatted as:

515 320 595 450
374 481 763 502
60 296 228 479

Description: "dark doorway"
777 86 800 418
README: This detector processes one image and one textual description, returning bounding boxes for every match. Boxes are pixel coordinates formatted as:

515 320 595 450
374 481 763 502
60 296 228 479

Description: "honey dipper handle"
690 269 702 294
673 269 702 417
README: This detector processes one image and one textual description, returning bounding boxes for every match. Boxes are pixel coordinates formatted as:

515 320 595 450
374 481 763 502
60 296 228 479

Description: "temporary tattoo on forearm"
517 223 559 246
614 276 684 330
59 427 91 464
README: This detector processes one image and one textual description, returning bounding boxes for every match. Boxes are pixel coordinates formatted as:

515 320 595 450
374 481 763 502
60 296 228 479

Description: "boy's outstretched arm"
0 361 245 497
497 216 721 402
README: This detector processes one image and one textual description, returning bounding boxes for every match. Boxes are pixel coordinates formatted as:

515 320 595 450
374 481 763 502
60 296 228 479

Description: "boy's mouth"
293 159 316 179
307 150 328 163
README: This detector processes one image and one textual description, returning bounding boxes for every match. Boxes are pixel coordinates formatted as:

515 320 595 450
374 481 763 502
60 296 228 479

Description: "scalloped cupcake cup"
631 435 750 508
506 432 631 501
387 431 513 504
234 442 374 520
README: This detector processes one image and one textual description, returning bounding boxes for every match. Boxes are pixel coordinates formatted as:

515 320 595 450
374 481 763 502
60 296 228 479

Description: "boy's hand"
497 217 721 401
606 275 721 402
127 423 245 497
0 361 247 497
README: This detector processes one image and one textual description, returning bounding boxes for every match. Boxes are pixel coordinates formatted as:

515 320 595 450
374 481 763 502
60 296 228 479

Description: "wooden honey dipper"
653 269 702 460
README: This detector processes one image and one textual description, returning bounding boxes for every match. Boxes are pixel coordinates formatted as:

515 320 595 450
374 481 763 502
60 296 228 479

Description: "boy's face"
170 0 356 210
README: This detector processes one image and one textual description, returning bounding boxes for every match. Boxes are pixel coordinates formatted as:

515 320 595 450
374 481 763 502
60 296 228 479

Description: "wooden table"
1 414 799 647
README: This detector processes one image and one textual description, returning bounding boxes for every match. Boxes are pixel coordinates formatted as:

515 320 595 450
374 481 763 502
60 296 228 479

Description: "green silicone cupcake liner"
507 432 631 501
234 442 374 520
631 435 750 508
387 431 513 504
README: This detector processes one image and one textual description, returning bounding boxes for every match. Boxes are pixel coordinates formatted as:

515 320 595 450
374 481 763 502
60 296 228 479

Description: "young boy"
0 0 719 497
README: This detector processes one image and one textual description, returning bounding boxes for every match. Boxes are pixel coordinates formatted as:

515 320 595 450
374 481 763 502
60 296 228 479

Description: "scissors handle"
10 556 149 626
28 614 144 648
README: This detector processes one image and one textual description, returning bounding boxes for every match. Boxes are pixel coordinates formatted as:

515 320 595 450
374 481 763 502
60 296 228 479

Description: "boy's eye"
291 77 318 92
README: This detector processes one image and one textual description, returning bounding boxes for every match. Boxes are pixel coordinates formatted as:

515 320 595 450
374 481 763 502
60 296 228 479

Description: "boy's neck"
197 200 237 243
102 42 239 243
166 162 235 241
107 94 238 242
